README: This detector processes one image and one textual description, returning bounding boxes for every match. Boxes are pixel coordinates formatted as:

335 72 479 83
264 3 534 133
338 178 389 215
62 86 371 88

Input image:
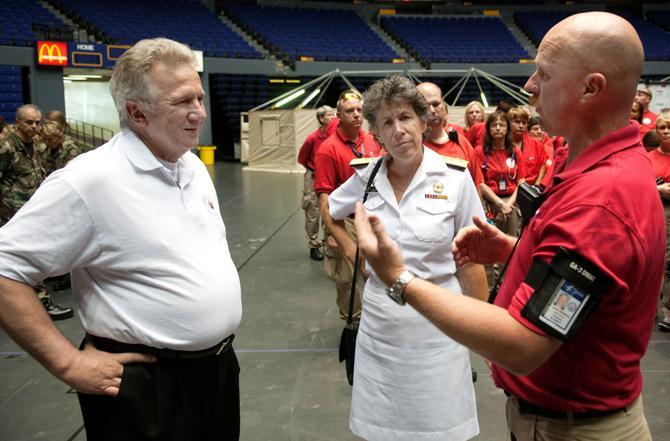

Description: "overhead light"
63 79 72 83
298 88 320 108
274 89 306 108
63 76 87 81
480 92 489 108
66 74 103 79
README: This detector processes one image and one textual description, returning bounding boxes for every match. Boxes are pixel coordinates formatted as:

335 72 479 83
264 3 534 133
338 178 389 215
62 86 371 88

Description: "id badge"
498 177 507 193
537 279 590 336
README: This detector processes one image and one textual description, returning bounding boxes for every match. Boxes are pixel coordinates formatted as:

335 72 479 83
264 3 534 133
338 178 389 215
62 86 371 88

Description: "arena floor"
1 161 669 441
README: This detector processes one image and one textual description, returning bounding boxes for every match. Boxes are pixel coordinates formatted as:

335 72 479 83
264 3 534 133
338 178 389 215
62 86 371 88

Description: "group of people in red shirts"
297 85 570 317
638 86 670 332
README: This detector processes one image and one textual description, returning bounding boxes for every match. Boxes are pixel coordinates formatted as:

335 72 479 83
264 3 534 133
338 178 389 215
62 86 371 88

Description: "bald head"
525 12 643 149
542 12 643 105
417 82 447 128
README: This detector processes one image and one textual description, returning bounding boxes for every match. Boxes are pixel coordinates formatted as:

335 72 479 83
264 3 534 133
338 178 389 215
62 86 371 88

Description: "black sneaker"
52 274 71 291
659 317 670 332
471 368 478 383
309 247 324 261
42 298 74 321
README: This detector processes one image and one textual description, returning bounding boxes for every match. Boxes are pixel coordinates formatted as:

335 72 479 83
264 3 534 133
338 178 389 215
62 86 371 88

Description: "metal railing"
66 119 115 149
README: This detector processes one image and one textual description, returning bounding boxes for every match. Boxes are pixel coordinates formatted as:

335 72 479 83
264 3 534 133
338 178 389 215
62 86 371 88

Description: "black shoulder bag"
339 157 384 386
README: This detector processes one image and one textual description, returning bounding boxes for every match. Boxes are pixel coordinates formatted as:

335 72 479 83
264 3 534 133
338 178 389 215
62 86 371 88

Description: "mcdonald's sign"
37 41 68 66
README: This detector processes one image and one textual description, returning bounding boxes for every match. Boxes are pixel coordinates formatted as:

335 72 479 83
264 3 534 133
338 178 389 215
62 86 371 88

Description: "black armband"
521 248 614 341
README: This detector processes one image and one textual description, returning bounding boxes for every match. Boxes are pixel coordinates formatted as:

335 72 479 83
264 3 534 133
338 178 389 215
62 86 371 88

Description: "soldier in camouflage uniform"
41 121 83 175
0 105 73 319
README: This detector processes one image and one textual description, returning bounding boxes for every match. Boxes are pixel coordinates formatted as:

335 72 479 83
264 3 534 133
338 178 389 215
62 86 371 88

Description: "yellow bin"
198 145 216 165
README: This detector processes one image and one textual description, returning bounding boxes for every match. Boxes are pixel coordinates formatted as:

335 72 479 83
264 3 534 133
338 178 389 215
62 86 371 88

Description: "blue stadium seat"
380 15 528 64
223 4 399 63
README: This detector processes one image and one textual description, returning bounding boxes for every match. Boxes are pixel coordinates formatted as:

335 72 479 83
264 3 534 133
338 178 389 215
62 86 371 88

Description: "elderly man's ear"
126 101 148 127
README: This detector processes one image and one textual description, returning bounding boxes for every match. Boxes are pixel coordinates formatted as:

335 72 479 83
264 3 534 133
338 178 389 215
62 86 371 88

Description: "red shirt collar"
336 127 364 146
551 122 640 185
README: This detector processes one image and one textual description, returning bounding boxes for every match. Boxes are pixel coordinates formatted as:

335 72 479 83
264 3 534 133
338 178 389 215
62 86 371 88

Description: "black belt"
88 334 235 360
508 393 626 420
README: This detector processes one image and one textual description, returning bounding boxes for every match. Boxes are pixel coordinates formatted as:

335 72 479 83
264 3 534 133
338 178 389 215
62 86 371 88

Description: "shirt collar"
120 129 196 185
551 122 640 185
336 127 364 146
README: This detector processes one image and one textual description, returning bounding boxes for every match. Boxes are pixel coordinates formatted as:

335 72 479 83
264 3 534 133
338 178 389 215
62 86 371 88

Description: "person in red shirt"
314 90 382 320
417 82 484 189
650 112 670 331
507 107 549 186
355 12 662 441
463 100 486 133
297 105 335 261
475 111 525 236
636 86 657 133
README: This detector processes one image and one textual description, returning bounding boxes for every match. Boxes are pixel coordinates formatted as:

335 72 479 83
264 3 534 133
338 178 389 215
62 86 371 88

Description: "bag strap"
346 157 384 325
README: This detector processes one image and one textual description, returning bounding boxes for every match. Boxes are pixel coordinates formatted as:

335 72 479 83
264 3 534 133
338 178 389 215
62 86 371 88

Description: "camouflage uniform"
0 132 52 301
0 132 46 225
42 135 83 175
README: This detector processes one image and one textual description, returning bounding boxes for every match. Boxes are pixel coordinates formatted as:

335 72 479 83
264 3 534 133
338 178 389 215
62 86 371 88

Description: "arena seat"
0 0 67 46
0 66 23 123
222 4 400 63
515 10 670 61
49 0 262 58
380 15 528 64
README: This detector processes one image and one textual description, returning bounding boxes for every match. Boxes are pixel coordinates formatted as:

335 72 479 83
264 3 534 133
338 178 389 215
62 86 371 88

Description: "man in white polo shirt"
0 38 242 440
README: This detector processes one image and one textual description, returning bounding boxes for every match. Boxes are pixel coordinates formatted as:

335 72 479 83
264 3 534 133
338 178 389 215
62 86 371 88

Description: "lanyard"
346 140 365 158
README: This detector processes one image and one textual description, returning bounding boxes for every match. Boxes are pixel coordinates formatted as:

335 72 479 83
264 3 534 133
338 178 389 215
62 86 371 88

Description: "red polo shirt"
314 128 381 195
474 146 526 196
465 122 486 148
297 127 327 171
649 148 670 182
444 122 465 136
518 133 548 185
425 136 484 186
492 122 665 412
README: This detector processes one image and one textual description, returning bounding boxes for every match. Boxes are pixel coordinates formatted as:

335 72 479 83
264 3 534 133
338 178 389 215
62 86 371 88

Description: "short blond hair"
656 112 670 127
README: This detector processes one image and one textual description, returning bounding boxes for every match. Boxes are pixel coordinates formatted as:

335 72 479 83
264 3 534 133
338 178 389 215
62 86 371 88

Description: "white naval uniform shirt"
0 129 242 351
329 147 485 441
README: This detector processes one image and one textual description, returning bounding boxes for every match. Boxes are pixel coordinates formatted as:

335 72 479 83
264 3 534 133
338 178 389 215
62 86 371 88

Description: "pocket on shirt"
363 194 385 213
414 200 455 243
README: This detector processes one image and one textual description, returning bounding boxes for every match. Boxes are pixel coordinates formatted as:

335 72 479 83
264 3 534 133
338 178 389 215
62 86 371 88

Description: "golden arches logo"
37 41 68 66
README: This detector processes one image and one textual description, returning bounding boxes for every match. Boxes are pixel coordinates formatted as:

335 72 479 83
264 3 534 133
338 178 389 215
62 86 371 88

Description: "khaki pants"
323 218 361 321
302 170 321 249
506 395 651 441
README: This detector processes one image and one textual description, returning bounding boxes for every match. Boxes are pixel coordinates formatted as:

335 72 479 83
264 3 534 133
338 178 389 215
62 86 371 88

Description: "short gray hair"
16 104 41 121
110 38 196 128
362 75 430 131
316 105 334 123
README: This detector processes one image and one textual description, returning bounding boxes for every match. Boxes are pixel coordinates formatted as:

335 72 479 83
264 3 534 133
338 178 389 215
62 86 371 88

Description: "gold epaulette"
440 155 468 171
349 157 376 168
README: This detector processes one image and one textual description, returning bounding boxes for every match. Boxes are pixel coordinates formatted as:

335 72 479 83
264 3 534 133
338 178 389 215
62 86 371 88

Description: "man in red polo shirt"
636 86 657 133
355 12 662 440
417 82 483 189
314 90 381 320
297 105 335 261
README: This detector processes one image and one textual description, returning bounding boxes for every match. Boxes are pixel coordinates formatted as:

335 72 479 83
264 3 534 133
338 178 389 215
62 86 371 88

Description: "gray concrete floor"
0 161 669 440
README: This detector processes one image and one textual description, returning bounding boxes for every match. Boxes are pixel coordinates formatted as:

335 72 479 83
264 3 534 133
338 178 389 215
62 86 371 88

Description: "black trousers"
77 342 240 441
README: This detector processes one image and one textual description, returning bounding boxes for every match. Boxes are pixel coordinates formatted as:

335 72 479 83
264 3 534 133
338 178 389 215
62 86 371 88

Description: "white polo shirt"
0 129 242 351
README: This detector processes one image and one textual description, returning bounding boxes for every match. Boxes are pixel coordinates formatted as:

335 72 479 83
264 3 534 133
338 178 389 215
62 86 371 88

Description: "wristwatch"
386 270 416 306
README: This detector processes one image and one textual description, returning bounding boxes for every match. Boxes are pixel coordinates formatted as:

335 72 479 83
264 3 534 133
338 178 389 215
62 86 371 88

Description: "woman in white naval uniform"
328 76 488 441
